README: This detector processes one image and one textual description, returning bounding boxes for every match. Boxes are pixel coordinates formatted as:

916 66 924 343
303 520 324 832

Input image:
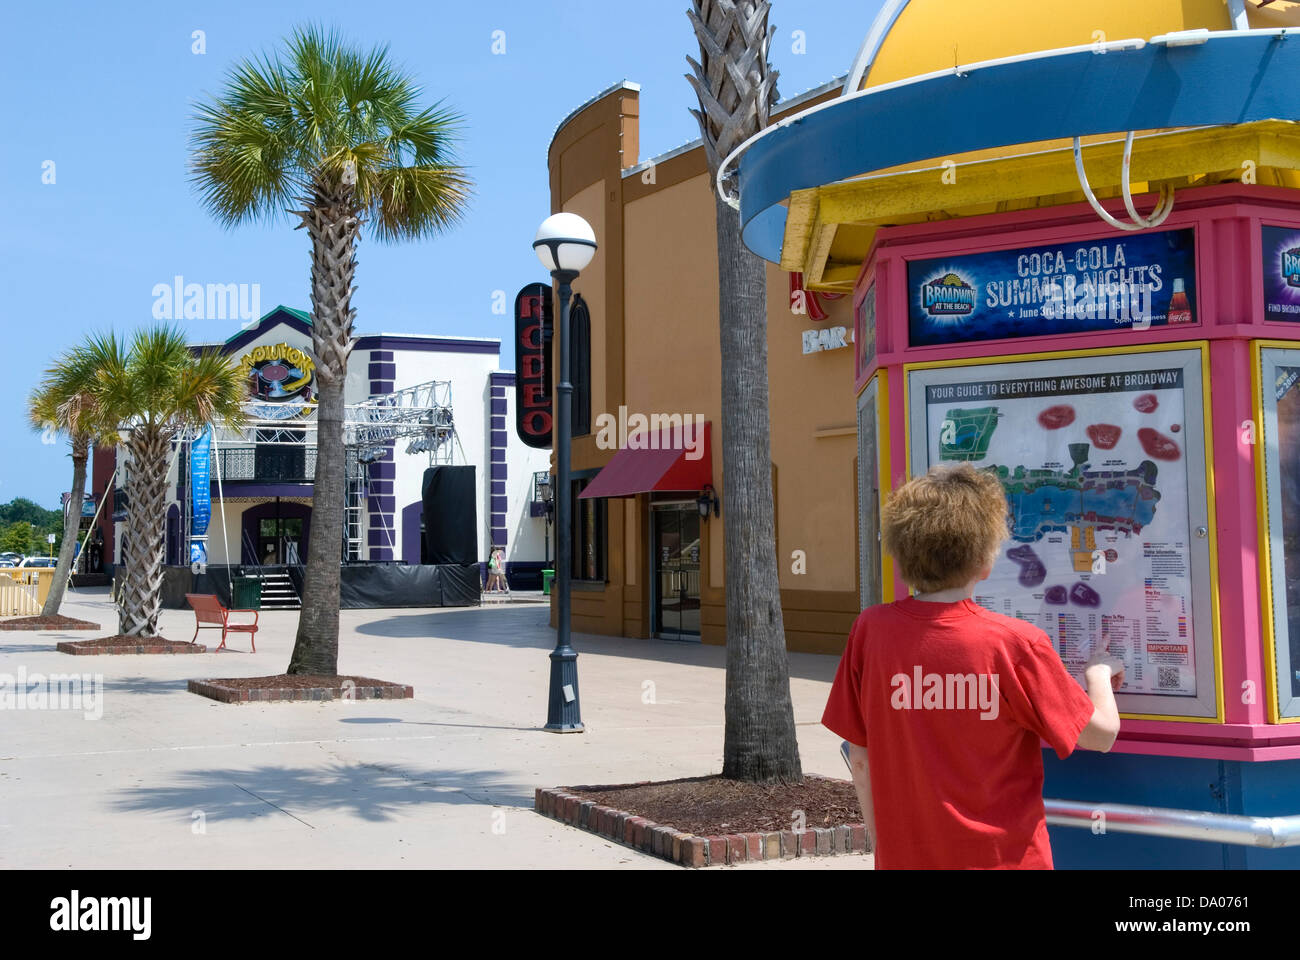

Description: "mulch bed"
57 635 204 655
0 615 101 631
189 674 414 703
536 774 869 868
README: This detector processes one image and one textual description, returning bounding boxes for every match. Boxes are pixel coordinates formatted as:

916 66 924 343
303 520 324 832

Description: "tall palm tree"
686 0 802 781
28 341 118 617
190 25 472 675
85 328 248 637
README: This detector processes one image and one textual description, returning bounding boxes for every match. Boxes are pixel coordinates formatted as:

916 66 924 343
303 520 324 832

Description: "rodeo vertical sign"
515 282 553 448
190 428 212 568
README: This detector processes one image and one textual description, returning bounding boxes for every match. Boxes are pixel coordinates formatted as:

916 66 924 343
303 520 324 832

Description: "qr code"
1157 666 1181 689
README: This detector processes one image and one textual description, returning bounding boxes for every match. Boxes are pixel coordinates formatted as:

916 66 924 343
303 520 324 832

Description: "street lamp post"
533 212 597 733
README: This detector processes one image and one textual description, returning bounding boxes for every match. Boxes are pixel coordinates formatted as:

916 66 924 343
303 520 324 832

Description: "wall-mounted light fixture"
697 485 721 520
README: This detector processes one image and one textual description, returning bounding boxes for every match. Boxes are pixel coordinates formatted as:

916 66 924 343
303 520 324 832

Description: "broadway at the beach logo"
1284 247 1300 288
923 273 977 316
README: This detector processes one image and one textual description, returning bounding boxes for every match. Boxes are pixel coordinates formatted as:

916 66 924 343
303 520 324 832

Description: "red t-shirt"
821 596 1095 870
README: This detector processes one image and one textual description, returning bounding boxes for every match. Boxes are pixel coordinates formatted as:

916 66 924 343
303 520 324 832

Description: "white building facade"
100 305 552 589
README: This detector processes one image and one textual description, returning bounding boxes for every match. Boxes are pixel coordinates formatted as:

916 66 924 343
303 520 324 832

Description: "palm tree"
189 25 472 675
28 341 118 617
85 328 248 637
686 0 802 781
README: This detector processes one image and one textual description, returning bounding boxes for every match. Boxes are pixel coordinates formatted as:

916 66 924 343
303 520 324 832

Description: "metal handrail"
837 741 1300 848
1044 799 1300 848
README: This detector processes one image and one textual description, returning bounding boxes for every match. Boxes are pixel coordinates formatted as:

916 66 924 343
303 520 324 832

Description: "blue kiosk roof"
737 30 1300 263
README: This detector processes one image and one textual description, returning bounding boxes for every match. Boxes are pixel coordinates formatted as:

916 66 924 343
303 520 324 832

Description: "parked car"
0 552 21 566
18 557 57 568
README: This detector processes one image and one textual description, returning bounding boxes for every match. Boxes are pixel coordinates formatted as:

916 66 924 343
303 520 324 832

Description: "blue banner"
190 429 211 564
908 229 1197 347
1262 225 1300 323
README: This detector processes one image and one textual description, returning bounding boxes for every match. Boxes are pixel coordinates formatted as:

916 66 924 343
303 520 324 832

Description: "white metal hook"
1073 131 1174 232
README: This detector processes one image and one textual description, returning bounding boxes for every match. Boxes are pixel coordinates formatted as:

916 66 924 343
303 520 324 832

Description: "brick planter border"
188 679 414 703
57 640 206 655
0 619 101 632
534 774 869 868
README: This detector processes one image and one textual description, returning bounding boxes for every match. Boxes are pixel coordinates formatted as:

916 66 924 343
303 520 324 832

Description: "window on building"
572 478 606 582
571 294 591 436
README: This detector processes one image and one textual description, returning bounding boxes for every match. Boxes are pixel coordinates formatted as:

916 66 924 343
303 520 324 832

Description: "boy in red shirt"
822 463 1123 869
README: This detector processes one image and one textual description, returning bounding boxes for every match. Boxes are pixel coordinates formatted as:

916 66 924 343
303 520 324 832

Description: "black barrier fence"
145 563 482 610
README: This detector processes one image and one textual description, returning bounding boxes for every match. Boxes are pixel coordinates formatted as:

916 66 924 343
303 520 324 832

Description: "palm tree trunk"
287 178 359 675
688 0 801 781
41 437 89 617
715 195 802 782
119 428 170 637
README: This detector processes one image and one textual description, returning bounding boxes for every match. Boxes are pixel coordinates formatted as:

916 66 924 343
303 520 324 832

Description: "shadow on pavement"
351 606 840 683
112 761 530 824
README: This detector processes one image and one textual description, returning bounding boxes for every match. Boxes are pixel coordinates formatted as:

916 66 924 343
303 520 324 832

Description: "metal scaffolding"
174 379 463 564
201 378 461 465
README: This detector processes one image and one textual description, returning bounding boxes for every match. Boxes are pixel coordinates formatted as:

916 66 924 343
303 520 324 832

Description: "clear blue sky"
1 0 881 508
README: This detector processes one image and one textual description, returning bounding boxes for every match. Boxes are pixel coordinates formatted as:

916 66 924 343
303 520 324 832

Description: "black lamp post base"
544 648 583 733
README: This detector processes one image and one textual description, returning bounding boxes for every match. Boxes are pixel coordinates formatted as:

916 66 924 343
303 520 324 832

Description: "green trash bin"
541 569 554 596
231 576 262 610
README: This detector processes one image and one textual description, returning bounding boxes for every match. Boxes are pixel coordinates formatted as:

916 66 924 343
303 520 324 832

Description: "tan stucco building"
546 78 863 654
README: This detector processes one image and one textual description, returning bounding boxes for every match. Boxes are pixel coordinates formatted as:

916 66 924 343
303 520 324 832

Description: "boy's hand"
1085 651 1125 691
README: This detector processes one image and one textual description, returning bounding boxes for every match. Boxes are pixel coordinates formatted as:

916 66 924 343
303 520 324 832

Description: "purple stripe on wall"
369 546 394 561
354 335 501 355
491 464 506 481
368 362 396 380
217 482 314 498
370 382 394 394
489 372 514 387
367 479 393 495
491 495 507 514
368 496 396 513
367 530 397 546
491 481 505 495
491 399 506 415
491 448 505 464
491 415 505 430
491 529 507 547
368 462 396 479
491 430 508 448
370 351 394 361
491 387 506 399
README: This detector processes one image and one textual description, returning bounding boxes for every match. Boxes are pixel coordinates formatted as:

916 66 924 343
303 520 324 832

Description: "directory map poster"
908 348 1217 718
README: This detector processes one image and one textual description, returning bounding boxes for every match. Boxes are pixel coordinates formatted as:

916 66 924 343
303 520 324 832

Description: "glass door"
652 503 701 641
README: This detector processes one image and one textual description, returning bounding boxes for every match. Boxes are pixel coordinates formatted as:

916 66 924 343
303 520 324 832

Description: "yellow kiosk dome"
850 0 1300 92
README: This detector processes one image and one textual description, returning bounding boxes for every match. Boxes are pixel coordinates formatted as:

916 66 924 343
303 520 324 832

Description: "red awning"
578 421 712 499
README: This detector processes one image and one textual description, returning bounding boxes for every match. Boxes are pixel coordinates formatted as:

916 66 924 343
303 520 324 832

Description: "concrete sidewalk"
0 588 869 869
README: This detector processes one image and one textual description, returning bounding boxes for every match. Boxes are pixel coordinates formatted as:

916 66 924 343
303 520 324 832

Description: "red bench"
185 593 259 652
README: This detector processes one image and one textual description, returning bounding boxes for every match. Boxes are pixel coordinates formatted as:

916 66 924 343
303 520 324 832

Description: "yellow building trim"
786 121 1300 287
876 367 894 602
902 341 1223 722
1251 340 1300 723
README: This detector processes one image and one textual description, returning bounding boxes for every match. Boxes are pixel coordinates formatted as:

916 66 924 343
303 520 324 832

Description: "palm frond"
189 22 472 240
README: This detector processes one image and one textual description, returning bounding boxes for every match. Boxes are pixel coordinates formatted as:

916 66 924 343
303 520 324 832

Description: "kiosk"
732 0 1300 866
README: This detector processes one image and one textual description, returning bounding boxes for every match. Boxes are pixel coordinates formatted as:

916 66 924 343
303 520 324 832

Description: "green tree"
190 25 472 674
686 0 802 781
84 329 247 636
2 522 34 556
0 498 60 529
29 340 118 614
